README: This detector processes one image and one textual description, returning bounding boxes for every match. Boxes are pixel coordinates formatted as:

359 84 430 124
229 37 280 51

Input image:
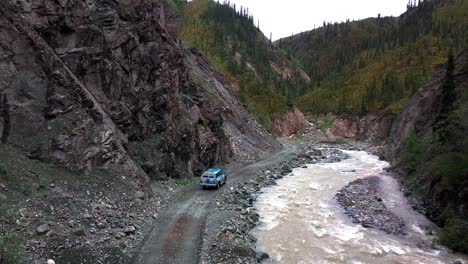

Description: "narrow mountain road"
131 140 298 264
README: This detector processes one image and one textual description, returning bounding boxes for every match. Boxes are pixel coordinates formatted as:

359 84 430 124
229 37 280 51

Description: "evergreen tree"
434 49 456 142
178 0 310 129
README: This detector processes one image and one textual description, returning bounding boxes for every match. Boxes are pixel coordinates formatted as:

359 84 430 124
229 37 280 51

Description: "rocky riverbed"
335 176 406 235
200 143 359 264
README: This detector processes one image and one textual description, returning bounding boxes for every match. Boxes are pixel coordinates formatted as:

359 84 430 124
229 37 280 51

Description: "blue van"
200 168 227 189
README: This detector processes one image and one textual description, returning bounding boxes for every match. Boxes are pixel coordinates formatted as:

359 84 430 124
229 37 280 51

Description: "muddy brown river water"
252 150 467 264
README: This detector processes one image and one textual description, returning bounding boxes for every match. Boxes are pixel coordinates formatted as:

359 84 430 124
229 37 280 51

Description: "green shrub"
17 182 32 195
401 131 430 174
0 205 25 264
254 106 272 132
463 61 468 74
0 229 25 264
239 87 273 131
429 152 468 189
438 217 468 254
255 175 265 184
169 0 184 17
175 177 198 186
0 163 6 175
317 117 335 130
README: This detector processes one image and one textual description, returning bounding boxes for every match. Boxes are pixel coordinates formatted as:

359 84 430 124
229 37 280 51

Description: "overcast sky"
226 0 409 40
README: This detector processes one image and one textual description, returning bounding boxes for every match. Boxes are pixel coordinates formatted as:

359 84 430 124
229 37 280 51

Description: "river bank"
200 139 467 264
200 142 359 263
0 131 275 264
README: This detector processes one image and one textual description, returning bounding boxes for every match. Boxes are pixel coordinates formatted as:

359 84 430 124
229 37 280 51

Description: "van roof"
205 168 221 174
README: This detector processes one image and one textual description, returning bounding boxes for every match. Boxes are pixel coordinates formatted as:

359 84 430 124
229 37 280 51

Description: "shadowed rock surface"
0 0 277 184
0 1 277 262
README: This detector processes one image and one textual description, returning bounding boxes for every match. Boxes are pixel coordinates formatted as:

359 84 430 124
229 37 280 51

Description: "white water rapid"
252 150 467 264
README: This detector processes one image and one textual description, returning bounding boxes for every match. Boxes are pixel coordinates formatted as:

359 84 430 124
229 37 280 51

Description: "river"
252 149 467 264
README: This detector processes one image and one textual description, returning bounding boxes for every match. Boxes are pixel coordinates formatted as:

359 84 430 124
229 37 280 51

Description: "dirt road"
131 140 298 264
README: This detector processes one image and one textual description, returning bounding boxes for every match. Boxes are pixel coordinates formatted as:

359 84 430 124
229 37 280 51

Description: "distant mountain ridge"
279 0 467 114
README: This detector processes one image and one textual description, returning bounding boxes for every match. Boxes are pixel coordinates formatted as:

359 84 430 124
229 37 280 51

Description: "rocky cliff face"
271 108 307 137
0 0 276 184
386 51 467 161
384 51 468 238
329 113 394 143
302 113 395 144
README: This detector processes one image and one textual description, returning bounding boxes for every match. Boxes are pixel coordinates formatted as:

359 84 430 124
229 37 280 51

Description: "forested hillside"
279 0 467 114
387 50 468 253
174 0 310 129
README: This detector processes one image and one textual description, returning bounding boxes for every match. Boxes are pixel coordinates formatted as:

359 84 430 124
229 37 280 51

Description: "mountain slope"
0 0 277 181
279 0 468 114
386 50 468 253
176 0 310 132
278 0 468 253
0 0 277 262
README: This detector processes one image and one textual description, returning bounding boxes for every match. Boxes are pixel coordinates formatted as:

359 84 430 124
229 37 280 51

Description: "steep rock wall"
271 108 307 137
304 112 395 144
0 0 276 183
385 51 468 224
385 51 468 161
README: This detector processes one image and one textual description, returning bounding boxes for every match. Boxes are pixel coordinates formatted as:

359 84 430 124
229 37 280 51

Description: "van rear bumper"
200 182 218 187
